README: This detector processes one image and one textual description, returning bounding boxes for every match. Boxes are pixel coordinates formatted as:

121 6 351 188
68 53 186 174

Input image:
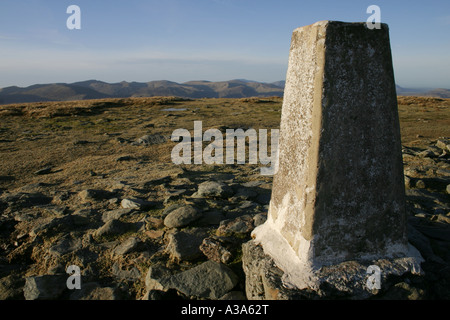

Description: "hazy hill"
395 85 424 96
424 88 450 99
1 80 448 105
0 83 106 104
395 85 450 98
0 79 285 104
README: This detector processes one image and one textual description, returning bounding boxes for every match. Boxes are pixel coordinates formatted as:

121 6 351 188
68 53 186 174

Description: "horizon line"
1 79 447 91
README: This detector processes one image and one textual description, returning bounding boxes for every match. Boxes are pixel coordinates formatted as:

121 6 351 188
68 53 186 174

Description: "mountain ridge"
0 79 285 105
0 80 448 105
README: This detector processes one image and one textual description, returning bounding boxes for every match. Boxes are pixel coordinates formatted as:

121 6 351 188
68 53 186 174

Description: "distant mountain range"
395 85 450 99
0 79 285 105
0 79 448 105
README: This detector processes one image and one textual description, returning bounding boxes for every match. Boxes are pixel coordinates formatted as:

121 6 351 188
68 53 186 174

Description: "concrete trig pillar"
247 21 423 295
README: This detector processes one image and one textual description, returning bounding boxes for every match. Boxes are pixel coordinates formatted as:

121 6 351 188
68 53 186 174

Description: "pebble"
191 181 233 199
253 212 267 227
161 203 183 217
145 216 165 229
113 236 140 255
78 189 114 202
145 229 164 239
242 180 265 187
436 139 450 152
34 167 52 175
199 237 235 264
132 134 167 146
404 175 412 189
121 198 155 210
216 215 255 236
415 180 426 189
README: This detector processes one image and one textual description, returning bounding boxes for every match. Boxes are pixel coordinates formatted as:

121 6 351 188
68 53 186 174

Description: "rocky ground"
0 96 449 300
1 162 271 300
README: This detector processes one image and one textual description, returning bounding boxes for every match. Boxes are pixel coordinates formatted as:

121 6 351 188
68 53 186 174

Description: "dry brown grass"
398 96 450 147
0 95 448 191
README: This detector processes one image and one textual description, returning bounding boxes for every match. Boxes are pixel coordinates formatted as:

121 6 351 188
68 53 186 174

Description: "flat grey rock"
165 228 207 261
113 236 140 255
94 219 133 238
102 208 133 223
191 181 233 199
48 234 82 256
163 205 201 228
111 262 141 281
69 282 120 300
165 260 239 299
121 198 155 210
24 275 66 300
132 134 168 146
78 189 114 202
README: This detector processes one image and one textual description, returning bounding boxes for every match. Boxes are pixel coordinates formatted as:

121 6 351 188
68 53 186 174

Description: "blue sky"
0 0 449 88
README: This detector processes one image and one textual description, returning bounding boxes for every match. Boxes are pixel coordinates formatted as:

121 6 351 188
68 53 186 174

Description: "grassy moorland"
0 96 449 300
0 96 448 189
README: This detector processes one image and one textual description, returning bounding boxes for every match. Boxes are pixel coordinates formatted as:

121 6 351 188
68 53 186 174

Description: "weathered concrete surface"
250 21 422 291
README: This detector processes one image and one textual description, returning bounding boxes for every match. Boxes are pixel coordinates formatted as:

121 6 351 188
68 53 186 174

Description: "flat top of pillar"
294 20 388 32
